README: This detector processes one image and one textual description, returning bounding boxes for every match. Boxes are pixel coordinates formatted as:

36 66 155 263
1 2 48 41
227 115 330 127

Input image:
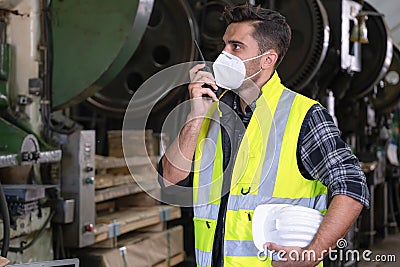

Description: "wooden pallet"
96 189 161 215
95 155 157 176
95 155 157 171
93 205 181 248
95 154 159 203
77 226 184 267
115 190 161 207
95 179 158 203
95 174 134 190
108 129 155 157
153 252 185 267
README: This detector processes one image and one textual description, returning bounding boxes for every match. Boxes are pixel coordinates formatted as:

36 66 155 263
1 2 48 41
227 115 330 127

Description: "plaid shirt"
297 104 370 207
233 95 370 208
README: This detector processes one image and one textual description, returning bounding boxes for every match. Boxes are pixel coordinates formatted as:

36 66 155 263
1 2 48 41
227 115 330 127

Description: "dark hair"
223 4 291 67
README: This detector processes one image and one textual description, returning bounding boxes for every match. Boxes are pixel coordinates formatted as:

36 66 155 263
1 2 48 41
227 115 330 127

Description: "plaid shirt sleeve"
298 104 370 208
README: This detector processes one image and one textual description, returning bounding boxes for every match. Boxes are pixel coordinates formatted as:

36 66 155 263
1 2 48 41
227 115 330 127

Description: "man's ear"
261 50 278 69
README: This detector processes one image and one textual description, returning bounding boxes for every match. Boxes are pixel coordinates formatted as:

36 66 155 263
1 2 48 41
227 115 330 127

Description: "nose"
222 44 231 54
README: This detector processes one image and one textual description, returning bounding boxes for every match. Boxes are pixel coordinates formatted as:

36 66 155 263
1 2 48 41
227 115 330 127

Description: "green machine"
0 0 155 262
0 0 200 262
0 0 153 169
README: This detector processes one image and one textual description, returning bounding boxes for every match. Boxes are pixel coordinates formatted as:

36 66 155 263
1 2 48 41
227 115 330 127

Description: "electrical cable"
6 211 55 253
40 0 51 139
53 223 61 259
58 224 65 259
0 182 10 257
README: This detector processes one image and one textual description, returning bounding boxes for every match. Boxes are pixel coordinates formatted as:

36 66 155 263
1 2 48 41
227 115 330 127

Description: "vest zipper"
246 212 252 221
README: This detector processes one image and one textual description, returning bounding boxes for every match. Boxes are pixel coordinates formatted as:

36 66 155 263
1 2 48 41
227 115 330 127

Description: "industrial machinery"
0 0 158 262
0 0 398 265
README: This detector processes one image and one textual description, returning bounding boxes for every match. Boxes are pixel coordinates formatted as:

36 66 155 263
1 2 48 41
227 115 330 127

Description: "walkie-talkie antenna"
194 39 212 72
194 39 206 62
193 39 221 100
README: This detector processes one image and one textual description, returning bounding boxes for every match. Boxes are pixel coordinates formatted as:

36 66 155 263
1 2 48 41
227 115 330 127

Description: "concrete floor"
358 232 400 266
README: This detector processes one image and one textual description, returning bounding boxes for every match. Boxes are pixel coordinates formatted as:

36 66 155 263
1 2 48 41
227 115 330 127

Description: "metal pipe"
29 0 40 61
268 0 275 10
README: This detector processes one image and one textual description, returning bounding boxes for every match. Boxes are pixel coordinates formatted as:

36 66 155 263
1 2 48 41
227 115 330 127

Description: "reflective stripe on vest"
226 194 328 211
194 101 224 209
195 248 212 267
193 72 327 267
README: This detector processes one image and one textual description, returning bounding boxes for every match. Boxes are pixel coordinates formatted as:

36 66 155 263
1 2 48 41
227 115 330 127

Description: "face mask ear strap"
244 68 262 81
242 52 270 62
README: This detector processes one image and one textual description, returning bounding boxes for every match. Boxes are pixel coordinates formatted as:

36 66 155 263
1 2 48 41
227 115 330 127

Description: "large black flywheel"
346 1 393 99
372 44 400 113
87 0 199 117
261 0 330 92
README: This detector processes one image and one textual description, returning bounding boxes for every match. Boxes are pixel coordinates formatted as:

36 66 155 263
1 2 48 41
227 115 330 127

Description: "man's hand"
187 64 219 119
161 64 219 186
266 242 320 267
264 195 363 267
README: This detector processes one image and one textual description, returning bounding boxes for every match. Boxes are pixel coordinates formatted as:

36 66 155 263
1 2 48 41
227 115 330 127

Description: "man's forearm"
308 194 363 262
161 117 203 186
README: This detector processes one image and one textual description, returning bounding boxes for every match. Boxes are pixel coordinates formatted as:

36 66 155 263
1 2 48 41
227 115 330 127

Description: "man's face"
222 22 261 78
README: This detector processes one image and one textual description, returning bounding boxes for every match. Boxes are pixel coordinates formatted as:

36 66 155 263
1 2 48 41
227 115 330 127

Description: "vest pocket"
193 217 217 252
224 209 254 241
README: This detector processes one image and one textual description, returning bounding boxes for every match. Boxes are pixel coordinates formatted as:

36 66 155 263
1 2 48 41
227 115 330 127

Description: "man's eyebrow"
226 40 246 46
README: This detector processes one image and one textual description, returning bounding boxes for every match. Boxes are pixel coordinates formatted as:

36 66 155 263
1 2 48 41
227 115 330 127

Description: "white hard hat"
252 204 324 253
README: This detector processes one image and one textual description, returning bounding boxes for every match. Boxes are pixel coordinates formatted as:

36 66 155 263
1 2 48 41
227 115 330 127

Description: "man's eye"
233 44 241 50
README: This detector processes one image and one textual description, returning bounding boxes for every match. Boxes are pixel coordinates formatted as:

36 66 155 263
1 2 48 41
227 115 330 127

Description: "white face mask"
212 51 268 89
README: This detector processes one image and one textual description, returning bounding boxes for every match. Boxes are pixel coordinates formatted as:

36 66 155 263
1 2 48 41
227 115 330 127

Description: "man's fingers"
189 80 218 96
190 63 206 74
189 64 206 80
198 88 218 101
190 87 218 101
191 76 215 87
188 64 218 97
265 242 283 252
192 70 216 84
189 64 215 82
265 242 286 263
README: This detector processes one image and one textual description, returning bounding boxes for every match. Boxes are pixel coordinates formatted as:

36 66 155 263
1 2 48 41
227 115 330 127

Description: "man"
159 4 369 267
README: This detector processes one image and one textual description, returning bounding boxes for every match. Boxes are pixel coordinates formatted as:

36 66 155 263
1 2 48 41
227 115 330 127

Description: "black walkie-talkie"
193 40 222 99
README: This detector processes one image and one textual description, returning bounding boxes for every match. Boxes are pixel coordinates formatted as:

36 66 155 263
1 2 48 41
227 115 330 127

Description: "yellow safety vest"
193 72 327 267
